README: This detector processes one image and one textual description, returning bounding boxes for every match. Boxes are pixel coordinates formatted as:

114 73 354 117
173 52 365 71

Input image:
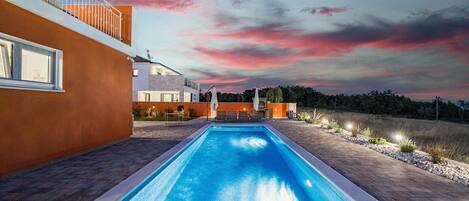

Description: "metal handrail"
43 0 123 41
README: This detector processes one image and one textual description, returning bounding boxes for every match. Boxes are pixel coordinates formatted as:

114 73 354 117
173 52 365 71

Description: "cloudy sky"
111 0 469 101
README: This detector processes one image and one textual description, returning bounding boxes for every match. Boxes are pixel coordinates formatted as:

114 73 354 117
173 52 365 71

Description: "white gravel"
309 123 469 186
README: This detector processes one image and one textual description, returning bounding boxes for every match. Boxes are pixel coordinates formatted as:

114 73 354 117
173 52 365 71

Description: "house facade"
132 56 200 103
0 0 135 176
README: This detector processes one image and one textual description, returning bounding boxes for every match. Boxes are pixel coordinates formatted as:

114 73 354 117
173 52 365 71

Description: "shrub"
328 120 340 130
177 105 184 112
133 107 142 117
351 125 360 137
188 108 195 118
428 146 446 164
360 127 372 137
369 138 387 145
144 107 152 117
297 112 310 121
334 128 345 134
399 139 418 153
309 109 323 124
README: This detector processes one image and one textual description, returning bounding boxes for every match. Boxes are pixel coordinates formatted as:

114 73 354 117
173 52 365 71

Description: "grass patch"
369 138 387 145
399 139 418 153
301 108 469 163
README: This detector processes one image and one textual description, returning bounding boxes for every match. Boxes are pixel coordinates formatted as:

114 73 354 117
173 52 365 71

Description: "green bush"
369 138 387 145
188 108 195 118
399 139 418 153
297 112 310 121
144 107 152 117
328 120 340 129
351 125 360 137
133 107 142 118
177 105 184 112
428 146 446 164
360 127 372 137
334 128 345 134
309 109 323 124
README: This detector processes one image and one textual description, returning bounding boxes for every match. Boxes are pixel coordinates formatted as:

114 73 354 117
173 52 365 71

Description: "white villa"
132 55 200 102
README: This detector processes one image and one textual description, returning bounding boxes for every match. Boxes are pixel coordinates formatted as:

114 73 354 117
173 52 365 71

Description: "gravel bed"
309 123 469 186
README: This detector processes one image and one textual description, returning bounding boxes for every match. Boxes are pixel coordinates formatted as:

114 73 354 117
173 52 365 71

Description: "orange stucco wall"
0 2 132 176
133 102 291 118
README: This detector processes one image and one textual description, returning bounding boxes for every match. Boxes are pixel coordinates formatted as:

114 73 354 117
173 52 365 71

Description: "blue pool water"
122 125 352 201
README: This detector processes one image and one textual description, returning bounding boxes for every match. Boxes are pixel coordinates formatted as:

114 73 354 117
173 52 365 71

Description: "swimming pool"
98 124 376 201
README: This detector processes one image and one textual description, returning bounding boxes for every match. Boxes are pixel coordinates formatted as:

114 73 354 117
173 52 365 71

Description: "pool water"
123 126 352 201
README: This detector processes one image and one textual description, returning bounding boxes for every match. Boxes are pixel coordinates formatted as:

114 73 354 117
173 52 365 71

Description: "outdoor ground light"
321 118 329 124
345 122 354 130
394 132 404 142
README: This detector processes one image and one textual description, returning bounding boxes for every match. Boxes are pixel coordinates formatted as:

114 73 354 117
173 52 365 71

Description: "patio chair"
216 111 226 121
226 111 238 121
249 112 261 122
239 111 249 121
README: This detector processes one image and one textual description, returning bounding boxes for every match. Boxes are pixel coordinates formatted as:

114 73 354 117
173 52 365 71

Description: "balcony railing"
43 0 122 41
185 78 199 90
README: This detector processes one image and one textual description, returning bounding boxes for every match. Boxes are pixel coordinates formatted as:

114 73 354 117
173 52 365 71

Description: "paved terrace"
0 119 208 201
0 119 468 201
268 120 469 201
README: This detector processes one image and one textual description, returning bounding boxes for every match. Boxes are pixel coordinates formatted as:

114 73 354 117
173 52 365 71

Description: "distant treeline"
200 86 469 123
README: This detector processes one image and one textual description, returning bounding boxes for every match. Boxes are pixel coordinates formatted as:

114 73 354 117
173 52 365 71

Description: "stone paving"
1 119 469 201
268 120 469 201
0 119 208 201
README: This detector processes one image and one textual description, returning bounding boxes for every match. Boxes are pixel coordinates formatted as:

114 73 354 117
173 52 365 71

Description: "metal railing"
185 78 199 90
43 0 122 41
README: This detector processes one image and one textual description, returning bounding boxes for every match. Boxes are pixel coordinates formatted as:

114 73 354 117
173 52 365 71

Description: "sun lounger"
249 112 261 122
239 111 249 121
226 111 238 121
216 111 226 121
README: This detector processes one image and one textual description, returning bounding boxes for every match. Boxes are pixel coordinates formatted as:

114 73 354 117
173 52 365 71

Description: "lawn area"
299 108 469 163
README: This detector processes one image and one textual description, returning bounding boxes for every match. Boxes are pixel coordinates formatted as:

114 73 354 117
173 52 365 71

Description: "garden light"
321 118 329 124
345 122 354 130
394 132 404 142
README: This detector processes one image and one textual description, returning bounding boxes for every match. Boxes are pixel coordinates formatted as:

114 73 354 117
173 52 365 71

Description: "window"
132 69 139 77
0 33 63 91
144 93 151 102
162 93 172 102
0 40 12 79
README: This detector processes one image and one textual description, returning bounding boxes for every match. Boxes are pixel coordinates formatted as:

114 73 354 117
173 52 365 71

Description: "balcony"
43 0 124 42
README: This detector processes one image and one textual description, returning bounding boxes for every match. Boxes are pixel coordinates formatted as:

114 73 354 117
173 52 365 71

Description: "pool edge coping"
264 124 378 201
96 123 377 201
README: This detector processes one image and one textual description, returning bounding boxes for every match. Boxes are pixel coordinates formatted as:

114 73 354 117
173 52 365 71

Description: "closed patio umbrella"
253 88 259 111
210 87 218 117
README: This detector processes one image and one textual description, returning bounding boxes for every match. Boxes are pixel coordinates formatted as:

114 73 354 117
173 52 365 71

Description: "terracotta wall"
0 2 132 176
133 102 292 118
133 102 210 117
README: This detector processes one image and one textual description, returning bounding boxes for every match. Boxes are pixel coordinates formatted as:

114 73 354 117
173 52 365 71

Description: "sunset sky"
111 0 469 101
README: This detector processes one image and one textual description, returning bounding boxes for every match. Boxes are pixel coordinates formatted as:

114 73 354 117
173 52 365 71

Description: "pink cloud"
213 6 469 60
109 0 194 11
195 46 304 69
196 77 248 84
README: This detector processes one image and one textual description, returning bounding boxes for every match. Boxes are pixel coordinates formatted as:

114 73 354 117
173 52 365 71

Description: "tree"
273 87 283 103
